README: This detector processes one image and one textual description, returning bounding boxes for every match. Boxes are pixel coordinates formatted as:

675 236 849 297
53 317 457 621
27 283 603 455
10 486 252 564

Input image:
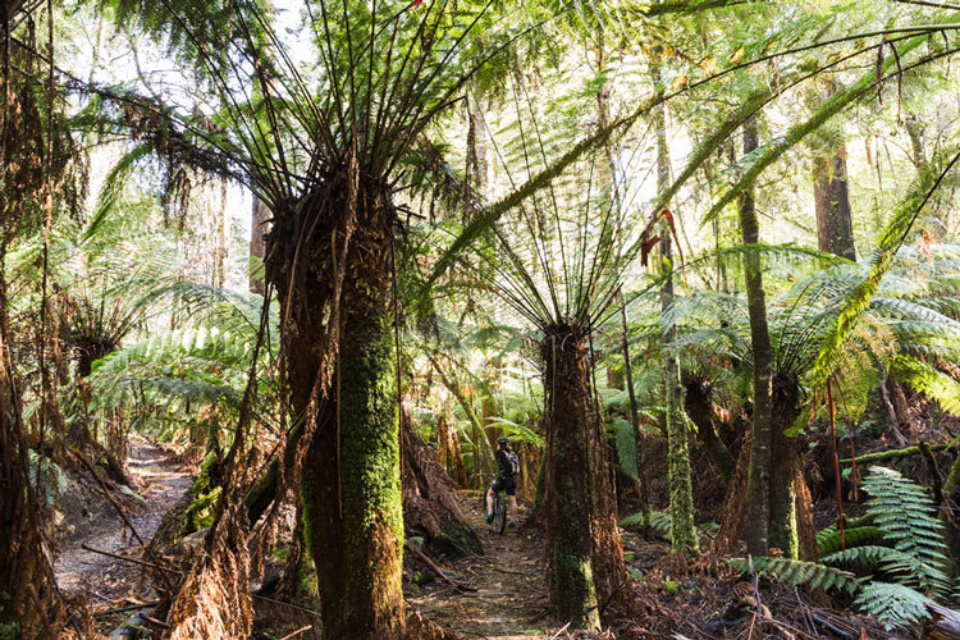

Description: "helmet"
498 436 509 447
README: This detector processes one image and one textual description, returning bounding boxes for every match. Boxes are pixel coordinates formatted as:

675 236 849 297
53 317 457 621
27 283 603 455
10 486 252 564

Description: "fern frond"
728 557 859 595
817 527 887 557
855 582 932 630
862 466 951 597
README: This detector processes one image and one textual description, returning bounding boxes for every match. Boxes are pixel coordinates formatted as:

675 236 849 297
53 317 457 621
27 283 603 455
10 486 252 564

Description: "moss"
553 546 600 631
294 553 322 611
665 385 698 553
300 310 405 639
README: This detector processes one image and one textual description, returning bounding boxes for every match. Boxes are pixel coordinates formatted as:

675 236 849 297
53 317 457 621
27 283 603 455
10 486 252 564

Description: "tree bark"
812 148 856 261
768 372 802 558
542 326 600 632
740 117 775 558
267 182 405 640
400 404 482 558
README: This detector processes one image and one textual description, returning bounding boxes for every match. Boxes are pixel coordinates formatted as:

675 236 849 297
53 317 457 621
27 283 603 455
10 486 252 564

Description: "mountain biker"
485 436 520 528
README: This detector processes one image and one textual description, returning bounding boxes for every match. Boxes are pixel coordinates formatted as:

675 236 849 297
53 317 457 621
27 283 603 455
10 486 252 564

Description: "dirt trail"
54 434 194 603
407 495 557 640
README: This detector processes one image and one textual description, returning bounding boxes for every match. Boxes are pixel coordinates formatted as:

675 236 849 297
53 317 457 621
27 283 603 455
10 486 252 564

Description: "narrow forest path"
407 494 556 640
55 435 194 603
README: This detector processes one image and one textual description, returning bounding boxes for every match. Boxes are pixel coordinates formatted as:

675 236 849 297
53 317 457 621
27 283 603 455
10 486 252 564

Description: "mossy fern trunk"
768 373 802 557
267 180 405 640
542 326 601 632
300 310 404 639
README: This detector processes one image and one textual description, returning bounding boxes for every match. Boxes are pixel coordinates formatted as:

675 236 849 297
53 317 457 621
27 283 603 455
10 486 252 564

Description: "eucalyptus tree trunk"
542 325 600 632
740 118 775 557
811 83 856 261
813 150 856 261
652 68 698 553
267 182 405 640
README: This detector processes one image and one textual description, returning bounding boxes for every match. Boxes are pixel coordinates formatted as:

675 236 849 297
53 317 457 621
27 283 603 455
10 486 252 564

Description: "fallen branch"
93 601 162 617
547 622 571 640
70 447 176 591
81 544 182 576
412 547 477 592
277 626 313 640
839 442 953 465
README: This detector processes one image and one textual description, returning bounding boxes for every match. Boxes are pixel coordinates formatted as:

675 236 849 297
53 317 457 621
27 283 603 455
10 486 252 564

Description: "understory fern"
742 467 951 630
729 557 860 595
853 466 950 597
855 582 934 630
817 525 886 556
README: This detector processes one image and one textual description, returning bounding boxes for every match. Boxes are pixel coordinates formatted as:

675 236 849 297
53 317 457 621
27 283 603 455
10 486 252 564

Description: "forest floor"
54 435 194 604
406 494 559 640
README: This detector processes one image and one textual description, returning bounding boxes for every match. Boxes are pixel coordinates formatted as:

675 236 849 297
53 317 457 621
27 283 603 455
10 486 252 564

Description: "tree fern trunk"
769 372 802 558
542 326 601 632
300 309 405 639
740 117 775 557
682 375 734 487
268 183 406 640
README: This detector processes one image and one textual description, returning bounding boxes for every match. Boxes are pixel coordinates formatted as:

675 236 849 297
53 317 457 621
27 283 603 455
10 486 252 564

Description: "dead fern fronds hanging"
165 502 254 640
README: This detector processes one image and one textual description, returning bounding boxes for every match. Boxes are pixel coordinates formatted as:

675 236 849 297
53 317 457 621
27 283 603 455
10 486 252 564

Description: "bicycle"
479 473 509 535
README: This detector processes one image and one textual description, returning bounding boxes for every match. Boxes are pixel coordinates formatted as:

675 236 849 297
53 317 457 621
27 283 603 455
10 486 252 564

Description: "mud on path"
54 434 194 605
407 494 560 640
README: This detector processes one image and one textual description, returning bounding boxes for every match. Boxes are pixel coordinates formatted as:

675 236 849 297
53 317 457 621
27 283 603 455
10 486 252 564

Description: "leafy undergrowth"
612 531 904 640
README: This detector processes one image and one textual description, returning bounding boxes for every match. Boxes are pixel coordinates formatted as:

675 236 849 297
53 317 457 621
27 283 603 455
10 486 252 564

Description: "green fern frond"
817 526 887 557
855 582 932 630
728 557 860 595
862 466 951 597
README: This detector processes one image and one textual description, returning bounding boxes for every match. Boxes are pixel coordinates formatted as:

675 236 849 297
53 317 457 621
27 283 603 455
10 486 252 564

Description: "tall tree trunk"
268 182 405 640
740 117 775 558
542 326 600 632
812 136 856 260
652 65 698 553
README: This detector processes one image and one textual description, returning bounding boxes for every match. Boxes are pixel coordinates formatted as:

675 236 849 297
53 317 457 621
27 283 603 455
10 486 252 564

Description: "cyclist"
485 436 520 528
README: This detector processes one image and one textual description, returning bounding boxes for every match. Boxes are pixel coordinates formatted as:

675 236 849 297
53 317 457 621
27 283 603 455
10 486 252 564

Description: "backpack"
503 450 520 477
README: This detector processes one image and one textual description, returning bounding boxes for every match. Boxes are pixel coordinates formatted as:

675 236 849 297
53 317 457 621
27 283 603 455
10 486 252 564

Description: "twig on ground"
546 622 571 640
277 626 313 640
